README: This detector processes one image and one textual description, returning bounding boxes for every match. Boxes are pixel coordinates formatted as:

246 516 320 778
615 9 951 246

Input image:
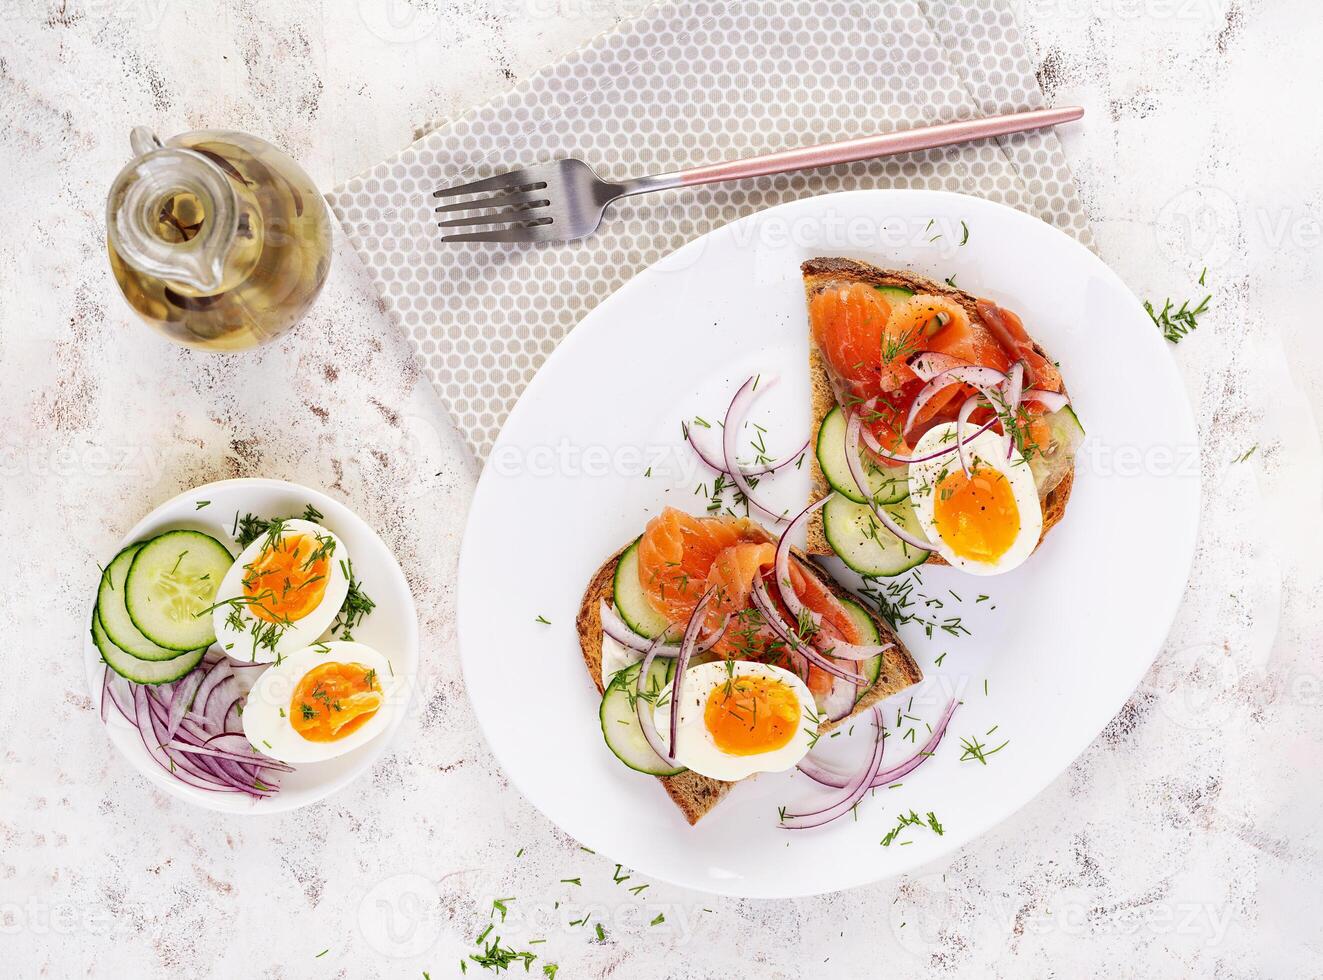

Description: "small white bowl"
85 478 420 813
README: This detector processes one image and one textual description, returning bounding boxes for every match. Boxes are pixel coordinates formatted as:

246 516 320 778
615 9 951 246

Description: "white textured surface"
0 1 1319 977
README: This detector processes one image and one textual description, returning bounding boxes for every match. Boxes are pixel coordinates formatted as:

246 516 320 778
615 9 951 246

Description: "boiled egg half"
908 422 1042 575
653 660 817 781
212 518 349 663
242 640 398 764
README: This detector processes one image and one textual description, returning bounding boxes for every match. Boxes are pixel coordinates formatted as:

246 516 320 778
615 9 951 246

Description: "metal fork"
433 106 1083 244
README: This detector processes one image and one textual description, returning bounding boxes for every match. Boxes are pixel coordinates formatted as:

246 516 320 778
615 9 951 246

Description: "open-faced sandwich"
801 258 1084 577
576 506 922 825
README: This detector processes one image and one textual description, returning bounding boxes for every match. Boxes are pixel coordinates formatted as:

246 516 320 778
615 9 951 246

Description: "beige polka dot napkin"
327 0 1092 463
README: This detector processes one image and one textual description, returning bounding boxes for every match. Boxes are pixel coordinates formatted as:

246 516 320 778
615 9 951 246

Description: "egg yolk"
243 532 332 624
289 661 383 742
933 466 1021 563
703 675 800 756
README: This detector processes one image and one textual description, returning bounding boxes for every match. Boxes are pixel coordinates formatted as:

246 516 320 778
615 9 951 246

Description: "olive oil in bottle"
106 127 332 351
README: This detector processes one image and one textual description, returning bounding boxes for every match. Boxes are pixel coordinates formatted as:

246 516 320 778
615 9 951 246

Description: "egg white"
653 661 817 781
907 423 1042 575
242 640 399 764
212 519 349 664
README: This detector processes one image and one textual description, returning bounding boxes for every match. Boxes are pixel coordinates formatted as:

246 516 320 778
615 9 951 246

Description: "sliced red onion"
796 697 959 789
869 697 959 786
599 601 659 652
668 588 715 756
1022 388 1070 412
723 376 788 523
222 697 243 733
905 365 1009 437
193 659 232 719
909 351 970 381
599 601 729 657
856 403 997 465
635 638 679 768
780 707 886 829
821 675 857 722
204 674 238 730
815 636 895 663
133 685 233 793
165 668 205 743
104 671 134 723
112 658 286 798
100 668 111 724
773 496 830 628
955 393 982 477
169 739 294 771
1006 361 1025 412
688 426 809 477
750 579 866 685
844 411 934 553
145 695 245 786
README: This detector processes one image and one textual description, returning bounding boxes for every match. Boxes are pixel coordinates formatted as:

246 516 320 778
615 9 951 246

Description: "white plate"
85 478 419 814
457 190 1200 897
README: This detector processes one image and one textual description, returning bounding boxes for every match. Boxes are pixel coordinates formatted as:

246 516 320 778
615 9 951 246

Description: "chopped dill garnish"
1145 293 1210 344
958 734 1009 765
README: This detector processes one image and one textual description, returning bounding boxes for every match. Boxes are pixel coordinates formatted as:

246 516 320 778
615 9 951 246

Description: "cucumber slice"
823 494 930 577
92 610 205 685
816 406 909 505
98 543 191 661
125 530 232 651
612 538 671 639
600 658 684 776
1028 404 1085 495
874 285 915 305
836 596 883 699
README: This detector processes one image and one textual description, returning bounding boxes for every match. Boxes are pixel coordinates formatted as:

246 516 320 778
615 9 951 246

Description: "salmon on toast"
577 507 922 825
801 258 1082 578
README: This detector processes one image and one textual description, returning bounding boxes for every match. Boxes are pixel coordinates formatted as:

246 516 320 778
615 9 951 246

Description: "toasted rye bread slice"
801 258 1075 558
576 542 923 825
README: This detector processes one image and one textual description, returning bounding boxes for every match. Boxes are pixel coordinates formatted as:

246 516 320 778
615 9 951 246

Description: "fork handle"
618 106 1083 196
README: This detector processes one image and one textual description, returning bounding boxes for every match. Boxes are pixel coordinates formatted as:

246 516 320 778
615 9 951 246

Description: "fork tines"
433 170 553 241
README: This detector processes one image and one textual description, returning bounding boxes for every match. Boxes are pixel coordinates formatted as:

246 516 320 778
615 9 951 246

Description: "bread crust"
576 542 923 825
800 258 1075 557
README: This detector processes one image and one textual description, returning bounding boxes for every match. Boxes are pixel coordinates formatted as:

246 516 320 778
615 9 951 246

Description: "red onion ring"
165 668 205 743
688 427 809 477
909 351 970 381
844 411 933 553
780 707 886 829
723 376 788 523
1023 388 1069 412
598 601 729 657
796 697 958 789
750 579 866 685
855 404 997 465
1006 361 1025 412
167 740 295 771
772 496 829 628
635 638 679 767
668 587 715 757
905 365 1009 437
133 685 233 793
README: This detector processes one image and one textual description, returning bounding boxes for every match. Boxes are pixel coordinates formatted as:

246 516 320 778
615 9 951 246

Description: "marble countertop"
1 1 1318 976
